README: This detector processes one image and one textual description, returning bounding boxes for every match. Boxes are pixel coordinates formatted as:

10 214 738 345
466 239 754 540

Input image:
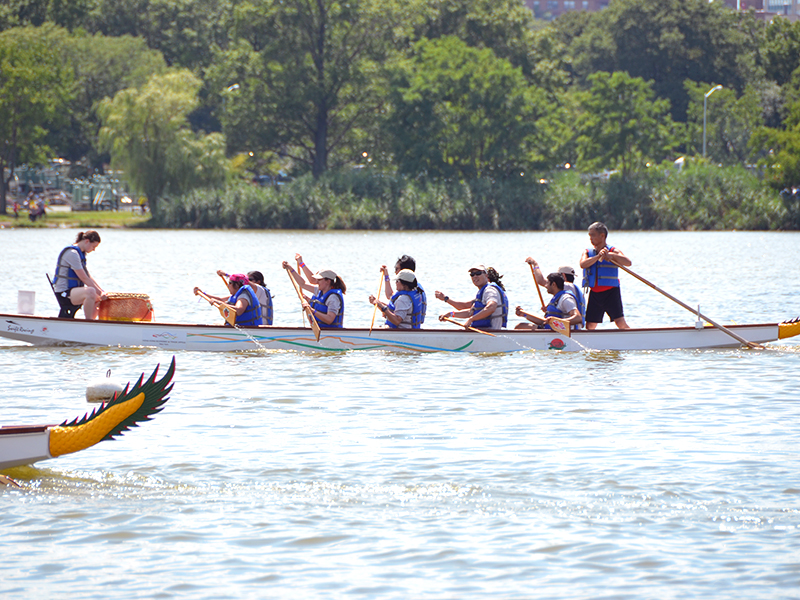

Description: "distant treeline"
159 163 795 231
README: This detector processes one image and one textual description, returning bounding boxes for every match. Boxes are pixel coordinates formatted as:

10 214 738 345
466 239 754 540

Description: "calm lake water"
1 228 799 599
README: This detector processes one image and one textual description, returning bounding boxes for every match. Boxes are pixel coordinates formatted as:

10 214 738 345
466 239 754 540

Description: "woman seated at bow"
369 269 423 329
194 273 262 327
283 258 346 328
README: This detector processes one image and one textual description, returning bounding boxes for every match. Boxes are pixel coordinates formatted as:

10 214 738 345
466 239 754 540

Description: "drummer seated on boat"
369 269 423 329
515 273 582 331
52 230 107 320
193 274 262 327
436 265 509 331
284 261 346 328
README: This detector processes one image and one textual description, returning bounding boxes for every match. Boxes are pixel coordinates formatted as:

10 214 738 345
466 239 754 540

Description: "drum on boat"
97 293 154 322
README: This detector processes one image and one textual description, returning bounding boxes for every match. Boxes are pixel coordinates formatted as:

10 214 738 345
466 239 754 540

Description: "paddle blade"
549 317 571 337
219 304 236 327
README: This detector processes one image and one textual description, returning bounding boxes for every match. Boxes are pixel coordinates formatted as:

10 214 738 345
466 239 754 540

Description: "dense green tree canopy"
575 71 676 178
0 24 73 213
384 36 543 179
208 0 401 178
566 0 760 122
98 69 227 217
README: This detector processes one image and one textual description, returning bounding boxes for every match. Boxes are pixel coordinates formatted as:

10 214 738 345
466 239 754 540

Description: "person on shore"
579 221 631 329
515 272 582 330
52 230 107 319
283 259 346 328
194 273 262 327
525 258 585 327
369 269 423 329
380 255 427 324
436 265 508 330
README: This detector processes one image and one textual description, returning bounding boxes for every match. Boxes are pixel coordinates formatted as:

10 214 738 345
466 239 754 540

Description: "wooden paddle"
529 263 546 311
547 317 572 338
369 273 384 336
442 315 497 337
195 289 236 326
283 264 321 341
609 260 764 350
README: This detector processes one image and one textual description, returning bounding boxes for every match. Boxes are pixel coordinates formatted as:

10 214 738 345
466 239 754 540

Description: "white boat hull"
0 313 790 353
0 427 52 470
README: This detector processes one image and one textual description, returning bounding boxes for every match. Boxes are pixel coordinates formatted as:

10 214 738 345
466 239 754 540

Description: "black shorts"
55 289 81 318
585 287 624 323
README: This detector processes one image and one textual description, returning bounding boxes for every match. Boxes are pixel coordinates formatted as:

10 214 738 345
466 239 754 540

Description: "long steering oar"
442 316 497 337
195 289 236 326
284 264 321 342
610 261 764 350
369 273 384 336
529 264 546 311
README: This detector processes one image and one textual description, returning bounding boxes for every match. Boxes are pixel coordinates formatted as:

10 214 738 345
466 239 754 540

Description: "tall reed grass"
157 164 789 230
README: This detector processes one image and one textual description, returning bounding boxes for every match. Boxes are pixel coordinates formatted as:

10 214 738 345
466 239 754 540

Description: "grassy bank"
0 209 151 229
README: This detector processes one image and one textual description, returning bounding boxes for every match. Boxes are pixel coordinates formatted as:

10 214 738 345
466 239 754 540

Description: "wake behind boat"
1 312 798 353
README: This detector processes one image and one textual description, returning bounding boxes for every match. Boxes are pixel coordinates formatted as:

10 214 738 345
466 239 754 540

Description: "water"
1 229 799 599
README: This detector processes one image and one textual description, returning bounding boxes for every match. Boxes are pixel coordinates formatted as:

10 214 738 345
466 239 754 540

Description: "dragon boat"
0 313 798 353
0 358 175 474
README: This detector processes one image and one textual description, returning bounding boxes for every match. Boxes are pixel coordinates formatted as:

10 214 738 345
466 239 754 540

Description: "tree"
763 17 800 88
0 24 73 214
85 0 232 71
208 0 399 178
684 82 763 165
51 33 167 169
575 71 677 179
751 93 800 192
98 69 227 218
567 0 761 122
383 36 547 180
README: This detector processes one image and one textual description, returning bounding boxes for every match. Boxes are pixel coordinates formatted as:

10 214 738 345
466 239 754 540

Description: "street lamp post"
703 84 723 159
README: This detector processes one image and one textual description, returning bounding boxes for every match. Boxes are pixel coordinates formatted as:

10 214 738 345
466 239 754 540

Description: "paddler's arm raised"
434 290 472 311
295 254 317 284
381 265 394 300
525 257 547 286
283 260 316 293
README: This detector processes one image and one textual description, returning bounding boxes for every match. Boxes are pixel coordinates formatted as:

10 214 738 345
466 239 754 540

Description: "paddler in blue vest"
194 273 262 326
52 230 107 319
436 265 509 330
515 272 582 330
525 258 586 327
579 221 631 330
369 269 423 329
379 255 427 324
283 259 346 328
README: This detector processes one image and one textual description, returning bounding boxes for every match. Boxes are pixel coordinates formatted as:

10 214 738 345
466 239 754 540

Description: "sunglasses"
469 271 485 277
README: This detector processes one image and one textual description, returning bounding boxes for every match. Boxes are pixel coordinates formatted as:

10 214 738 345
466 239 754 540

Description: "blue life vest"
417 284 428 324
53 245 87 291
310 288 345 328
385 290 423 329
471 283 508 329
229 285 262 327
582 246 620 289
564 282 586 328
260 285 274 326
